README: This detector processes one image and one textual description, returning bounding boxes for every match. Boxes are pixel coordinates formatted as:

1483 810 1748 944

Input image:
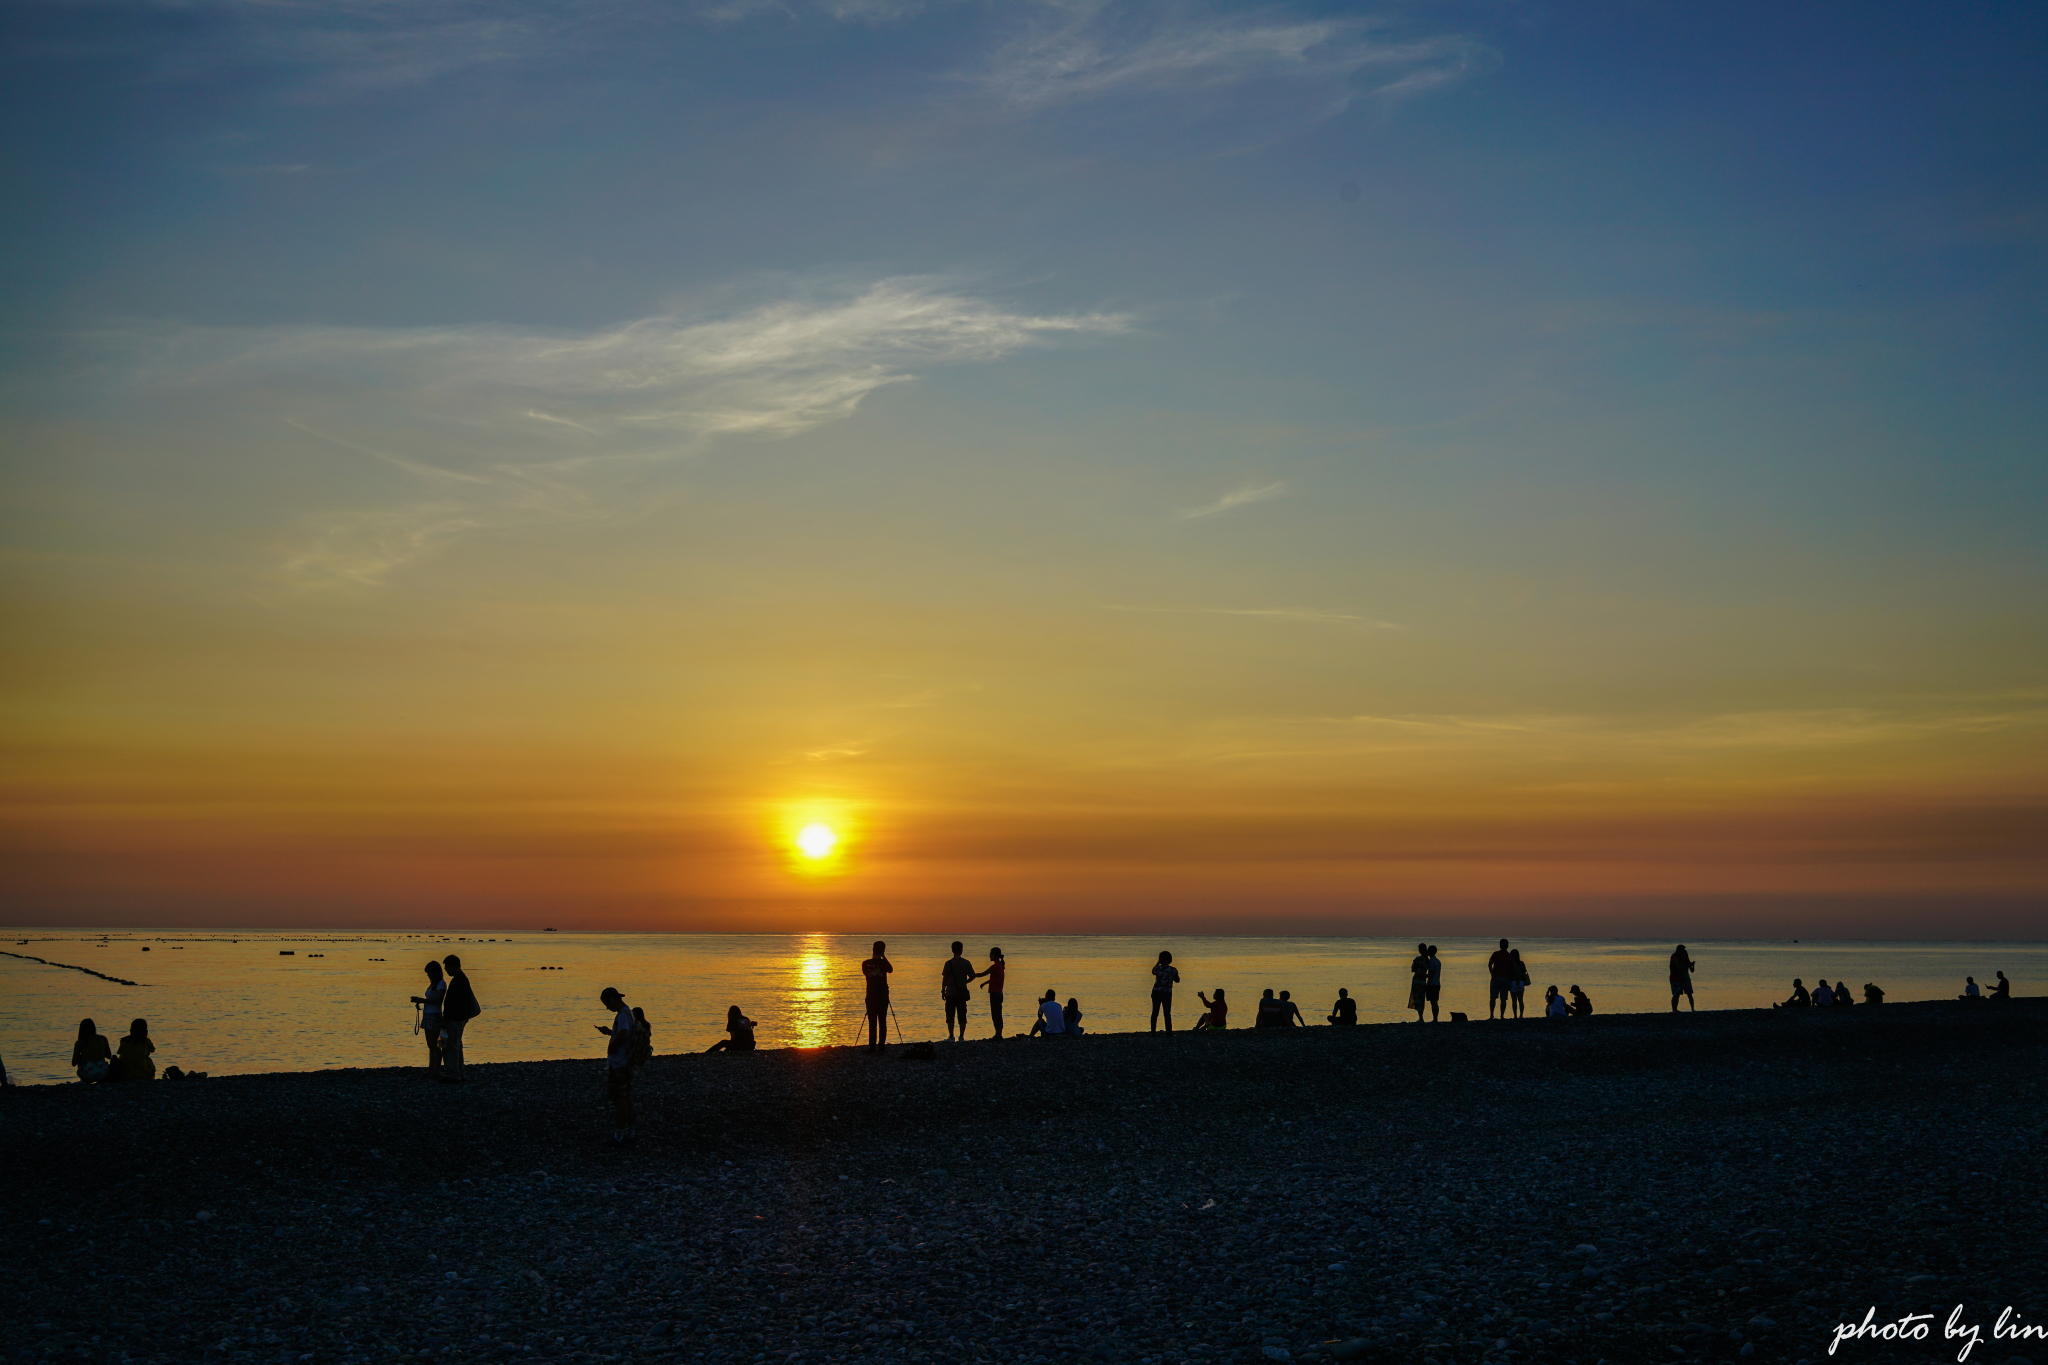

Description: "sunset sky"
3 1 2043 936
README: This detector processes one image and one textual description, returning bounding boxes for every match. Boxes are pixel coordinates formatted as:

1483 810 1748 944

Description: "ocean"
3 929 2040 1086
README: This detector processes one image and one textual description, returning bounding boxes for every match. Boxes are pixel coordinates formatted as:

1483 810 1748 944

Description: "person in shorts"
1487 939 1514 1019
941 942 979 1041
1669 945 1697 1012
1423 945 1442 1022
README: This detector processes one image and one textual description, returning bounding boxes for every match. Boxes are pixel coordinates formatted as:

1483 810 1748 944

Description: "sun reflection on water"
786 933 839 1048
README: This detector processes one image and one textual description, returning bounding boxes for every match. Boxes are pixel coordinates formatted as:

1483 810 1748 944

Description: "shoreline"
6 1001 2044 1365
7 996 2035 1088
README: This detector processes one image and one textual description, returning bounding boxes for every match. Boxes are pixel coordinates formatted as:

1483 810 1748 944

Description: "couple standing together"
408 955 482 1081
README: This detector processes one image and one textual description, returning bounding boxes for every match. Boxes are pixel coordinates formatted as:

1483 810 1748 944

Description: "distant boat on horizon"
544 927 557 932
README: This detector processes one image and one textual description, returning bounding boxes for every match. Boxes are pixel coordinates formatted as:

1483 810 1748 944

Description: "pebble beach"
6 1001 2044 1365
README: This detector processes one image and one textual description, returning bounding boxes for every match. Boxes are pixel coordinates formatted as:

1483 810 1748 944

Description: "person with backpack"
596 987 638 1145
439 954 481 1082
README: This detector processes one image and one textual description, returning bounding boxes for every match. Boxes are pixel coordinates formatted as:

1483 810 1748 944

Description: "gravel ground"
5 1001 2045 1365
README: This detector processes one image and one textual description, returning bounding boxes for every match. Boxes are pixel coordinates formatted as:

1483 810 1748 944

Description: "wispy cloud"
976 5 1490 117
1174 480 1288 520
90 280 1129 584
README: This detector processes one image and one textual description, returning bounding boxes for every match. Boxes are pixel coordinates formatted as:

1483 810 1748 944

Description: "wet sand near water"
5 1000 2045 1365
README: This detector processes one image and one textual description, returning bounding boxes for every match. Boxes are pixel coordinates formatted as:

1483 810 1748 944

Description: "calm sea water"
3 930 2040 1086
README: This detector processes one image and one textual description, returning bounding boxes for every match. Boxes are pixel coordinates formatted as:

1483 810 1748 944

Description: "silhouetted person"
1863 982 1886 1005
1508 949 1529 1019
1831 981 1853 1009
409 960 446 1075
1327 989 1357 1025
706 1005 756 1052
115 1018 155 1083
439 954 480 1082
1407 942 1429 1023
596 987 637 1144
981 946 1006 1039
1487 939 1514 1019
1425 945 1443 1022
1544 985 1568 1017
1960 976 1981 1002
72 1019 113 1083
1195 988 1228 1029
1065 997 1085 1036
862 941 893 1051
630 1006 653 1072
1669 945 1696 1012
1990 971 2011 1000
1780 978 1811 1008
1150 950 1181 1033
1029 990 1067 1038
1568 985 1593 1018
1255 988 1284 1027
941 942 979 1042
1812 980 1836 1007
1278 990 1306 1027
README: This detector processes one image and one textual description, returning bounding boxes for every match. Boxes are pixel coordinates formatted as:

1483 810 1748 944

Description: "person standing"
941 942 979 1042
1424 945 1443 1023
1407 943 1429 1023
410 960 446 1075
1508 949 1529 1019
1150 951 1181 1033
596 987 637 1145
439 954 481 1082
1487 939 1514 1020
981 947 1007 1039
1669 945 1697 1013
862 941 893 1051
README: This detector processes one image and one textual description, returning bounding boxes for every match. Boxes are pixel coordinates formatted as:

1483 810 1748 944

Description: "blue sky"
3 1 2044 932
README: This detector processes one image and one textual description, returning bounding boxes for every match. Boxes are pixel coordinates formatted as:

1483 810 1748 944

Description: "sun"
795 823 838 859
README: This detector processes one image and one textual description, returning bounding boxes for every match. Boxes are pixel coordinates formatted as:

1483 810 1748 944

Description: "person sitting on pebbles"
1568 985 1593 1017
706 1005 756 1053
1777 978 1812 1008
115 1018 155 1082
1276 990 1306 1027
1862 982 1886 1005
1064 997 1085 1036
1544 985 1568 1018
1960 976 1982 1002
1326 989 1357 1025
1193 987 1228 1029
1028 990 1068 1038
1812 980 1836 1007
1989 971 2012 1000
1832 980 1854 1008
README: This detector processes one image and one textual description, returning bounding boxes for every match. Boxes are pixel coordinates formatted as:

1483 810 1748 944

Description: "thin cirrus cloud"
1174 479 1288 520
975 5 1490 116
93 280 1130 585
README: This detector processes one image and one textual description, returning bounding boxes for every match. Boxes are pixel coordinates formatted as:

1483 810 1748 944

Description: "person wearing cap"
596 987 638 1145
